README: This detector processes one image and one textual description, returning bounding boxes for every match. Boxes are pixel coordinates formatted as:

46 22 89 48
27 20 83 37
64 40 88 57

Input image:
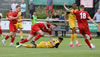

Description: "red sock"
34 34 42 41
19 38 28 44
5 35 9 40
85 38 92 48
11 37 15 43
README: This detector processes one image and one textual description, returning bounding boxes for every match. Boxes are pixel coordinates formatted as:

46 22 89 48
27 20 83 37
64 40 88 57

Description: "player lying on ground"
18 37 63 48
64 3 98 50
2 5 21 46
16 22 57 48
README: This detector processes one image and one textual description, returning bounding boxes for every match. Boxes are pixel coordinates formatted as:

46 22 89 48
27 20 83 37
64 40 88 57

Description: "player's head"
79 5 85 10
33 11 36 15
22 0 25 4
97 9 100 14
9 8 12 12
72 3 77 9
58 37 63 43
50 24 57 30
16 5 21 12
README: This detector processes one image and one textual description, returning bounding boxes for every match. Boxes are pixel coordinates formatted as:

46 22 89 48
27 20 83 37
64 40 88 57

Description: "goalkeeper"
23 37 63 48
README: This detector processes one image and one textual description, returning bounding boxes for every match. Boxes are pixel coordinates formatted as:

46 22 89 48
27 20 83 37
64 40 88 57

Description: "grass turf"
0 36 100 57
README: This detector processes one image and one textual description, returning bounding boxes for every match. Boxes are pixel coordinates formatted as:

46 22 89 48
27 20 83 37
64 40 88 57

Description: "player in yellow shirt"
17 37 63 48
16 12 23 40
66 3 81 47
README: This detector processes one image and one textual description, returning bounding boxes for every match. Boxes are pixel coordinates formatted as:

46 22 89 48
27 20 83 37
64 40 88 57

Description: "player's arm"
64 3 72 13
44 22 49 29
88 17 98 26
49 34 55 46
64 13 67 25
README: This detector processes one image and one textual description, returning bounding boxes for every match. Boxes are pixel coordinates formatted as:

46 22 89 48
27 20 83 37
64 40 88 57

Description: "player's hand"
64 3 67 6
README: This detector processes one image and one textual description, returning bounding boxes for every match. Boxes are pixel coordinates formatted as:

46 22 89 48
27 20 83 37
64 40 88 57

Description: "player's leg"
31 30 43 45
69 21 74 47
10 32 16 46
24 44 36 48
16 34 34 48
73 28 81 46
20 28 23 40
2 32 14 46
83 34 92 48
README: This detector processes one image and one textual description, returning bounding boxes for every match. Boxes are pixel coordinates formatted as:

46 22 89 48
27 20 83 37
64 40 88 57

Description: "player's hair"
72 3 77 6
58 37 63 40
80 5 85 9
16 5 20 8
62 12 64 14
0 16 1 19
52 24 57 27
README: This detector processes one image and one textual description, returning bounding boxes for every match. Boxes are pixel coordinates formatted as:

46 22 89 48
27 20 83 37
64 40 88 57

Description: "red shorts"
46 5 54 13
79 26 91 35
30 25 40 35
0 26 2 34
9 23 17 32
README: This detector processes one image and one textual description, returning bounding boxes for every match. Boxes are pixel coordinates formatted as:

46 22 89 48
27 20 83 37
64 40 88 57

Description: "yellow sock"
20 31 23 38
74 33 78 40
25 44 33 48
70 34 74 42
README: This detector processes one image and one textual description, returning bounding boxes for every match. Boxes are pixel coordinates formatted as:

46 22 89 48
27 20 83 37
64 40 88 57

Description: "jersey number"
80 13 86 19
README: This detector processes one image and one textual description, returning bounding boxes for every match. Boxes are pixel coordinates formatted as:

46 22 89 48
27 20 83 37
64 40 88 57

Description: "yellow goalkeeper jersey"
18 12 22 22
37 40 60 48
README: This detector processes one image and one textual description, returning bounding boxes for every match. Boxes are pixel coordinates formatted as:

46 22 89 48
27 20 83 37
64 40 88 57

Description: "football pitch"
0 36 100 57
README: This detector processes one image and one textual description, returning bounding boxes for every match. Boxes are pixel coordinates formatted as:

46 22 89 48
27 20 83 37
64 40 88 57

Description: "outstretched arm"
64 3 72 13
88 17 98 26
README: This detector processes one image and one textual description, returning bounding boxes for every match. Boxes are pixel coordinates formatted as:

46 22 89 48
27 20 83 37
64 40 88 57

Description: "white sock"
76 40 78 44
21 36 23 39
70 42 73 44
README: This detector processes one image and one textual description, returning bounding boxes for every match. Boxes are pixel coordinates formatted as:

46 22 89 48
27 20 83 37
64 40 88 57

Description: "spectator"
52 12 59 36
20 0 26 18
93 9 100 37
46 0 54 19
29 0 35 19
59 12 67 36
11 0 18 12
32 11 37 25
52 12 59 21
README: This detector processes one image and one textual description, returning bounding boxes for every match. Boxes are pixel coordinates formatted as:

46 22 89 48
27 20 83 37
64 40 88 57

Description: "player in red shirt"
16 22 57 48
0 15 3 37
64 3 98 50
2 5 21 46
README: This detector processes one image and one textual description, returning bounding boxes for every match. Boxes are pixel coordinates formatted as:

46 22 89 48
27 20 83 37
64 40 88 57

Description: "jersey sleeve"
86 12 90 18
47 30 52 35
72 11 78 15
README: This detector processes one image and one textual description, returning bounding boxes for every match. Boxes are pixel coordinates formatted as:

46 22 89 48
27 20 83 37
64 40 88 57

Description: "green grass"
0 36 100 57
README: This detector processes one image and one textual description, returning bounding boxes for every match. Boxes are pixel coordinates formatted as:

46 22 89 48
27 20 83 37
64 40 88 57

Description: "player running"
17 37 63 48
16 22 57 48
16 11 24 40
64 3 98 50
2 5 21 46
65 3 81 47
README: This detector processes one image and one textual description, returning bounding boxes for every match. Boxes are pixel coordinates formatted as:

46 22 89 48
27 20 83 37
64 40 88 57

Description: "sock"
34 34 42 41
20 31 23 39
70 34 74 42
11 37 15 43
5 35 9 40
74 33 78 44
85 38 92 48
25 44 33 48
19 38 28 44
70 42 73 44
